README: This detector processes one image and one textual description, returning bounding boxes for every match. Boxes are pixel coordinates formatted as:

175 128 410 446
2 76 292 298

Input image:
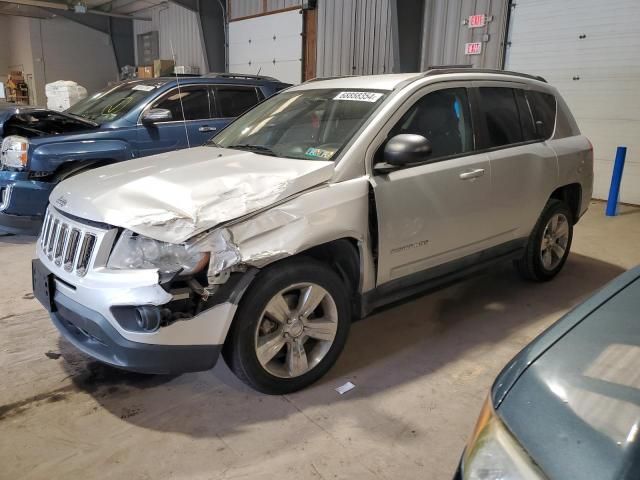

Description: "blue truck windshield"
66 82 163 123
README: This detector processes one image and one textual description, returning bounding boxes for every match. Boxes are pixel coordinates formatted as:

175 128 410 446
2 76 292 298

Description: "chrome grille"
39 209 100 277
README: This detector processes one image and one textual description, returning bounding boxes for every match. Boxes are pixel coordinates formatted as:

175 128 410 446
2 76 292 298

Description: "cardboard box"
137 66 153 79
174 65 200 75
153 59 175 78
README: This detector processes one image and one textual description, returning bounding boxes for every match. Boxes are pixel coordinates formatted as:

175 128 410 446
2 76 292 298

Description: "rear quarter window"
526 91 557 139
215 86 260 117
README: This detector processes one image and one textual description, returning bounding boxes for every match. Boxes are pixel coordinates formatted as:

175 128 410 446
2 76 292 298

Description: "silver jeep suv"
32 68 593 394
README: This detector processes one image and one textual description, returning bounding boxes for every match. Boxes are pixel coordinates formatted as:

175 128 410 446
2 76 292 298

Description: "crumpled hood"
50 146 334 243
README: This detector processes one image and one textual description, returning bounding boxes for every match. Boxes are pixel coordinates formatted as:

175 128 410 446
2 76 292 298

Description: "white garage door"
505 0 640 204
229 9 303 85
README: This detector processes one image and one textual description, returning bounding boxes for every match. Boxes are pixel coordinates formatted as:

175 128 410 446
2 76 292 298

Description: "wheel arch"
550 183 582 224
51 159 118 182
227 237 363 326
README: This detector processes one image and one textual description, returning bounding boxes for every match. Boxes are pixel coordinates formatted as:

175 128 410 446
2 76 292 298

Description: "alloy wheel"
540 213 570 270
254 282 339 378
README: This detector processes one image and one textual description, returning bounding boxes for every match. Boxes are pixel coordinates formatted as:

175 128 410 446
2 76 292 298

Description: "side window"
477 87 523 147
389 88 474 159
151 86 212 121
515 89 537 141
215 86 260 118
526 91 556 139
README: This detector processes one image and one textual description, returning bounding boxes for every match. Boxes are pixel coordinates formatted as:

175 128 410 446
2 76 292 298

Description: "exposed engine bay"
2 111 96 138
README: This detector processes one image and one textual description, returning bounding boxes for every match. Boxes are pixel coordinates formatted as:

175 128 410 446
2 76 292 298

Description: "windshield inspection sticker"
305 147 335 159
334 91 384 102
132 84 156 92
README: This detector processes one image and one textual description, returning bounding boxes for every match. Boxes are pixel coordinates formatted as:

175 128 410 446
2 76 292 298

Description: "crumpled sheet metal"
191 177 372 280
50 147 335 244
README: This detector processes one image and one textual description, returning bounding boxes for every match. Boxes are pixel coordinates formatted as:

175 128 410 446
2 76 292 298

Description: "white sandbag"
45 80 88 112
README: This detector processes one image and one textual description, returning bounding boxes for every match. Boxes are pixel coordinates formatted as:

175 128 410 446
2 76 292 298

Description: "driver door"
371 85 497 286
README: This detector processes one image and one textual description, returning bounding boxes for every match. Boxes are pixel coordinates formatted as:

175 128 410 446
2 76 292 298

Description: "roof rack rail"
424 67 547 83
426 64 473 69
303 74 353 83
201 72 279 81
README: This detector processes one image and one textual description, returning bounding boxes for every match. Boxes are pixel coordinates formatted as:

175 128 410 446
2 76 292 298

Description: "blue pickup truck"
0 73 290 234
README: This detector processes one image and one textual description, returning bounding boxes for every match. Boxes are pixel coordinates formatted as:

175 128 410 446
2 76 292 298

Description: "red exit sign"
465 42 482 55
468 14 486 28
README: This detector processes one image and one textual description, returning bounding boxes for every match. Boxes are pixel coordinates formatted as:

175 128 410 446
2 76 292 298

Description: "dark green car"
458 266 640 479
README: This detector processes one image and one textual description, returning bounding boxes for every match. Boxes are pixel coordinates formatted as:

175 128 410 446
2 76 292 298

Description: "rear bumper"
0 170 52 235
51 290 222 375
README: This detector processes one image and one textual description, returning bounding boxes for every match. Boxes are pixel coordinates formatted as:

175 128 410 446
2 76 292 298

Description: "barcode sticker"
334 91 384 102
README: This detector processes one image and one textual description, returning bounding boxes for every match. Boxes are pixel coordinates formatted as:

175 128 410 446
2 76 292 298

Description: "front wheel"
515 199 573 281
223 258 350 394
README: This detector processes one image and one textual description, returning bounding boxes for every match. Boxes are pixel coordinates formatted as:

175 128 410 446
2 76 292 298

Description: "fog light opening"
135 306 162 332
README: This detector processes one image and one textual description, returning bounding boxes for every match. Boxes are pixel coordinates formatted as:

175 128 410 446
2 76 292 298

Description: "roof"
292 74 422 92
292 68 547 92
120 75 289 88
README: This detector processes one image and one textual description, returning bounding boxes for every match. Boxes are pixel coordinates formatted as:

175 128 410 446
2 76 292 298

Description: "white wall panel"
229 9 303 84
134 2 207 74
506 0 640 204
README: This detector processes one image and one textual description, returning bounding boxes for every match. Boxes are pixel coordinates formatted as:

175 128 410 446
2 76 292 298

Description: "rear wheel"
515 199 573 281
223 258 350 394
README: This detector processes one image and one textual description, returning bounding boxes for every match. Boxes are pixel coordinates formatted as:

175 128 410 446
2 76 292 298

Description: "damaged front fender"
190 177 375 292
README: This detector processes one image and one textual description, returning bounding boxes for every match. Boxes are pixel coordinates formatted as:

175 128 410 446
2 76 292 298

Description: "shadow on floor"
55 252 624 438
0 233 37 245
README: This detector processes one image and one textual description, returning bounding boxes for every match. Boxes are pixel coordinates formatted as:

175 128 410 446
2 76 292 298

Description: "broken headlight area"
107 228 249 333
107 229 210 278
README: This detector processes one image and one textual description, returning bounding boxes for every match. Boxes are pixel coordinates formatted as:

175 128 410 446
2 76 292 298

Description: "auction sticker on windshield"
334 91 384 102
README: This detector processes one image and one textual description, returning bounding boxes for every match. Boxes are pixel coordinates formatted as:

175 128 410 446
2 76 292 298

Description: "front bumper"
51 290 221 374
0 170 53 235
34 210 240 373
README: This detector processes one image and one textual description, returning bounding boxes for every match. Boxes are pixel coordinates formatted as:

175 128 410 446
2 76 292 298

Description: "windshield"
211 88 388 161
66 82 164 123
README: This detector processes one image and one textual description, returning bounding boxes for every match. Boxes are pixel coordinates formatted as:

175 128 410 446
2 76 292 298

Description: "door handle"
459 168 485 180
198 126 217 132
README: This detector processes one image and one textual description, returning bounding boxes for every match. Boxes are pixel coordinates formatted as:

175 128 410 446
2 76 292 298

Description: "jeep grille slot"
76 234 96 277
54 224 69 266
63 229 81 272
39 209 101 277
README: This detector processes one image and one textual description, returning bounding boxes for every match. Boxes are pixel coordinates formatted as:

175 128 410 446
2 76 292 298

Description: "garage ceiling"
0 0 165 18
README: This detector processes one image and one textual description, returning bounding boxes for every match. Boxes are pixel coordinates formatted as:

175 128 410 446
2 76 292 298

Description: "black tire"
222 257 351 394
515 199 573 282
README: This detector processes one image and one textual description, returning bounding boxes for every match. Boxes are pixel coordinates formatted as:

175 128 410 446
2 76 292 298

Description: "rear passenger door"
472 82 559 241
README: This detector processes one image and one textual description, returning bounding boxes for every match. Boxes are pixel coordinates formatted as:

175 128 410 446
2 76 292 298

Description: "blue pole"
606 146 627 216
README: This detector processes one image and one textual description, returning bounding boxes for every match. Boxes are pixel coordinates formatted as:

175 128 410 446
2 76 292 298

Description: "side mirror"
142 108 172 124
379 134 432 170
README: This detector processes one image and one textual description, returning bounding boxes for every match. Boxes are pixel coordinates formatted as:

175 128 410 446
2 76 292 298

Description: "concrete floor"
1 201 639 480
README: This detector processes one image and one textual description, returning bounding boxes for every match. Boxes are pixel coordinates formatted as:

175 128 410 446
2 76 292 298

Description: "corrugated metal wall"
133 2 207 73
229 0 301 20
316 0 397 77
420 0 508 69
